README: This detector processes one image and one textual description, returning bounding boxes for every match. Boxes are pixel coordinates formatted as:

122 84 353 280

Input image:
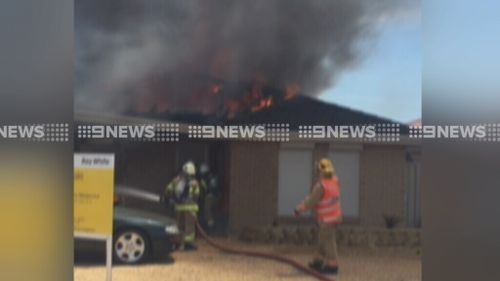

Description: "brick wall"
112 142 409 229
227 142 280 233
226 142 409 230
360 145 407 226
116 143 178 214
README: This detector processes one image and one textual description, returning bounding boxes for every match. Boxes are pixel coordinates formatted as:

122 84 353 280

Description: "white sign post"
74 153 115 281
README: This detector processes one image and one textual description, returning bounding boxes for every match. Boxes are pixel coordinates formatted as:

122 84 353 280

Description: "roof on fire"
229 95 408 133
76 95 409 133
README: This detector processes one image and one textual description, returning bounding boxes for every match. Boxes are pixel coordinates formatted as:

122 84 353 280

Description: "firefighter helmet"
318 158 335 177
199 163 209 175
183 161 196 176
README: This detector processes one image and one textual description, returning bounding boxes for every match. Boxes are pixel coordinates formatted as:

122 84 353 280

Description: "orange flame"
250 97 273 112
285 82 300 100
133 71 299 118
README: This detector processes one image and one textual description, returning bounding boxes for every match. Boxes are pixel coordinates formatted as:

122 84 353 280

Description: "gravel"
75 239 421 281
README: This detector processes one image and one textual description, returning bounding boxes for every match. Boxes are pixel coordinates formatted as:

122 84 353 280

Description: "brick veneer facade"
227 142 280 233
359 145 407 226
81 140 410 232
227 142 409 232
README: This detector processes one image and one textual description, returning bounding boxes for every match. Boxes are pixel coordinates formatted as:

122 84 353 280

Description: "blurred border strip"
423 0 500 280
0 1 73 281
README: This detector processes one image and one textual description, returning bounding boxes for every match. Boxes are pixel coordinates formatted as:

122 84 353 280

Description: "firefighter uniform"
199 164 218 229
165 162 200 249
295 158 342 275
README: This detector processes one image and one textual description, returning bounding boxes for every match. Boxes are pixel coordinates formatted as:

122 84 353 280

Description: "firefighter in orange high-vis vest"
295 158 342 275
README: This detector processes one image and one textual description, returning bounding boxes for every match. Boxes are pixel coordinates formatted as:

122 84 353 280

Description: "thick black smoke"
76 0 416 113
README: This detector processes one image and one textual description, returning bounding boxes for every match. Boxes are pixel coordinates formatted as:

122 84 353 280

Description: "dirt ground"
74 239 421 281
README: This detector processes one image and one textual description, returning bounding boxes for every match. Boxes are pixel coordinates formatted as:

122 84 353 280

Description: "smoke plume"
76 0 416 114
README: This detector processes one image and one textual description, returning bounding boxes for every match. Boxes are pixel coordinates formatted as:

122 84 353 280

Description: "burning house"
76 84 421 233
75 0 421 233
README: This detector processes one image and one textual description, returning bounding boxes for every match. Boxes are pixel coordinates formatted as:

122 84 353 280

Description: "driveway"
75 239 421 281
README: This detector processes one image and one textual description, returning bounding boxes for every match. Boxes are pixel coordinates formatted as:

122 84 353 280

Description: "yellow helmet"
318 158 335 177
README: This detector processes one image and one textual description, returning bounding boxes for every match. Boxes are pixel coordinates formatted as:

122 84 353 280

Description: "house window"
277 146 313 216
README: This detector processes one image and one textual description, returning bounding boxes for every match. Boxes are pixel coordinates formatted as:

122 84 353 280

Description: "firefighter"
199 163 218 229
165 161 200 250
294 158 342 275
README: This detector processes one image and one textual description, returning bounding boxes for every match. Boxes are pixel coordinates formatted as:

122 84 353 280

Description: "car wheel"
113 229 150 264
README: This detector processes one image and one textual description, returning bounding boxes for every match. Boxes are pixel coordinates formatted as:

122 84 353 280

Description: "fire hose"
194 217 335 281
115 187 335 281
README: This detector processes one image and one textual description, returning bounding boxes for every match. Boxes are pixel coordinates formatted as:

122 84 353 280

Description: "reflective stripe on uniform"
191 185 200 196
317 206 338 214
175 204 199 212
318 197 339 206
184 232 195 242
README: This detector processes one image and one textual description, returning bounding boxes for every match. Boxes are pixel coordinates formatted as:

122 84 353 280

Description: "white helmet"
183 161 196 176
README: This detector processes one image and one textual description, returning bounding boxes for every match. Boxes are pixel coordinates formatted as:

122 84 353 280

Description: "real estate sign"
74 153 115 237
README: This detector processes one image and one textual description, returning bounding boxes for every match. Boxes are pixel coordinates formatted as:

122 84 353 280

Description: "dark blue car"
75 187 181 264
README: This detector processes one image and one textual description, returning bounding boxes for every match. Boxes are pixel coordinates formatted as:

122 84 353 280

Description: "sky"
423 0 500 119
319 4 421 124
